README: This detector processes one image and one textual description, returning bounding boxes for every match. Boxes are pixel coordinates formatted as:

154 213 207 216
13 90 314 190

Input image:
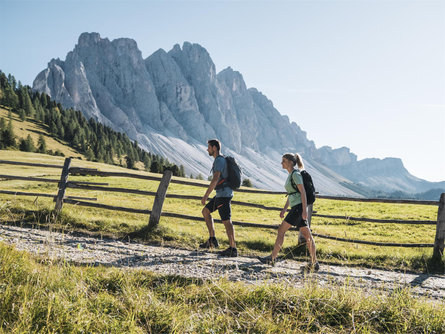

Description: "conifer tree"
142 153 151 171
169 165 180 176
242 179 253 187
125 155 135 169
37 134 47 153
32 95 40 111
0 71 7 91
56 117 63 135
50 121 58 134
35 105 43 122
72 132 81 148
59 126 65 139
19 134 35 152
106 149 114 165
7 74 16 91
85 147 95 161
40 93 48 108
2 118 15 147
0 117 4 150
3 86 19 108
150 160 162 173
24 91 35 117
18 108 26 121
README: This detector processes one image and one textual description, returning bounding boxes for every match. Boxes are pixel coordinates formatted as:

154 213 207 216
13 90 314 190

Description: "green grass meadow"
0 150 441 272
1 242 444 333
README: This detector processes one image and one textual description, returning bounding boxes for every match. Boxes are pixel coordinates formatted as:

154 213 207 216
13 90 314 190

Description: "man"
200 139 237 257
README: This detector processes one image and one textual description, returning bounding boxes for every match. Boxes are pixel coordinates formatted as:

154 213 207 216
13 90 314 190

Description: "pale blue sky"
1 0 444 182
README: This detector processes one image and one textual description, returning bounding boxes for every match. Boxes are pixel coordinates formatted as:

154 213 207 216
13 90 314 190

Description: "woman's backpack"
290 170 316 205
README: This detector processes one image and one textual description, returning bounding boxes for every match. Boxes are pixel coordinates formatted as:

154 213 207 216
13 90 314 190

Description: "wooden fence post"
54 157 72 213
433 193 445 259
148 170 173 229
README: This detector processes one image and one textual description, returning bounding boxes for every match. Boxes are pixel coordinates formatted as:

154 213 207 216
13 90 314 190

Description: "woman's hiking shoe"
302 262 320 273
218 247 238 257
258 255 275 266
199 237 219 249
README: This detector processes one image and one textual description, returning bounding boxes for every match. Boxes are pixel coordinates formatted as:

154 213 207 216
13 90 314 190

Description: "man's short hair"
208 139 221 151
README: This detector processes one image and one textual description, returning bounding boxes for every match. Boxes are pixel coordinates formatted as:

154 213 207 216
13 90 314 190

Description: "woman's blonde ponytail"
295 153 304 170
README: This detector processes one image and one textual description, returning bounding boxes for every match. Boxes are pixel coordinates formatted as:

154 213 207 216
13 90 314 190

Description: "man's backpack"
215 156 242 190
290 169 316 205
225 156 242 190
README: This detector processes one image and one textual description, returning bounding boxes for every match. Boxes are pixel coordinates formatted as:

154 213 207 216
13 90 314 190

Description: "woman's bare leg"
271 221 293 260
299 226 317 263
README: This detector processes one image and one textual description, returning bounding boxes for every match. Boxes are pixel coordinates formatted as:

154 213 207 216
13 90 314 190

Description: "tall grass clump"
1 242 444 333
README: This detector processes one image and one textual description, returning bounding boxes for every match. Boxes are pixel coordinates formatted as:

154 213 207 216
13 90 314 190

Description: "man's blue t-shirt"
212 155 233 198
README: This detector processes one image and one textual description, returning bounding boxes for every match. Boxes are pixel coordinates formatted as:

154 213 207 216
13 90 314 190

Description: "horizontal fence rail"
309 233 434 247
1 158 443 253
66 182 157 196
63 199 150 214
0 190 96 201
312 213 436 225
0 160 64 169
0 174 60 183
0 174 109 187
0 189 57 198
317 195 439 206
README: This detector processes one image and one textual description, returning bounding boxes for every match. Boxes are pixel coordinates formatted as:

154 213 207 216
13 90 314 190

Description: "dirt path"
1 224 444 301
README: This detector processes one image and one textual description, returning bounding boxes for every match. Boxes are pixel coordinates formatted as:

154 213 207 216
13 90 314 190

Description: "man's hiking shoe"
218 247 238 257
302 261 320 273
258 255 275 266
199 237 219 249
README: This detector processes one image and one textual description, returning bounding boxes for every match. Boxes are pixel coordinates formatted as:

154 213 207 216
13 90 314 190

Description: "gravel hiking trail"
1 224 444 302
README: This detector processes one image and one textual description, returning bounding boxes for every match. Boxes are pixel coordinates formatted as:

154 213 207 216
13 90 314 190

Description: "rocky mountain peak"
77 32 103 47
317 146 357 166
169 42 217 83
218 67 247 93
32 33 443 196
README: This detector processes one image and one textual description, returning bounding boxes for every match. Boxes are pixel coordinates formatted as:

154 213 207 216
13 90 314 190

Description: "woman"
295 154 315 245
258 153 319 272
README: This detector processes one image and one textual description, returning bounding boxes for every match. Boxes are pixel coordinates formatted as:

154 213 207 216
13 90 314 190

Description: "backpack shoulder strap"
290 170 300 192
286 170 299 196
214 155 228 189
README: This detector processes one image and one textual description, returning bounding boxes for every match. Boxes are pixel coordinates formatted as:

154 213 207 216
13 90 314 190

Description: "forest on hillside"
0 70 185 176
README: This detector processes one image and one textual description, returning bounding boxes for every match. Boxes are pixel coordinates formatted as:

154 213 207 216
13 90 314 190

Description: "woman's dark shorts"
205 197 232 221
284 203 308 230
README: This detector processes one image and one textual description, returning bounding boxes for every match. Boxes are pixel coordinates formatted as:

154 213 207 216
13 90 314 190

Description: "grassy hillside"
0 151 441 273
0 106 84 159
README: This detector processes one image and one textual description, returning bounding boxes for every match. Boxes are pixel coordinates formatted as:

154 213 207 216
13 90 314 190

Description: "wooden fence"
1 158 444 258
